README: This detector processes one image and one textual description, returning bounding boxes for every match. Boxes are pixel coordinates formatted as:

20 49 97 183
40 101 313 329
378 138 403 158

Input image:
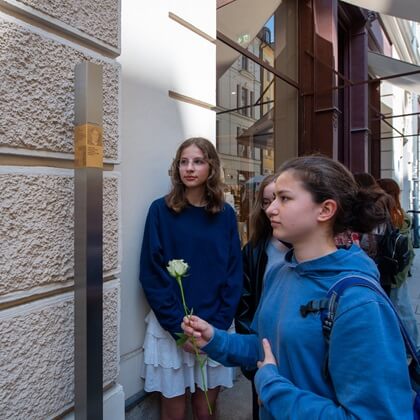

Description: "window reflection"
216 1 298 243
216 27 275 243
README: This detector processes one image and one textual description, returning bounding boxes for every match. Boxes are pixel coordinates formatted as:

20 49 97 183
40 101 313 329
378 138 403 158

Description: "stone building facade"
0 1 123 418
1 0 216 418
1 0 419 418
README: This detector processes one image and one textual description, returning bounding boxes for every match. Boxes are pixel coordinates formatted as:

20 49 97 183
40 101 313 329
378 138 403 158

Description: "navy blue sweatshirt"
140 197 243 338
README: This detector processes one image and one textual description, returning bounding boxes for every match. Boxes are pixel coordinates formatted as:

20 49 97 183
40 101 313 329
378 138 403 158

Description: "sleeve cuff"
202 327 224 353
254 363 279 392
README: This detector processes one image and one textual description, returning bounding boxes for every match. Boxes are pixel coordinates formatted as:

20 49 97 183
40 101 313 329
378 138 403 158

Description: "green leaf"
175 332 188 346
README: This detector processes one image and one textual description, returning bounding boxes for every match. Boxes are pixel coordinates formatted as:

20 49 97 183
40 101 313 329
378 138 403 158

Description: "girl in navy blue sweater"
140 137 242 420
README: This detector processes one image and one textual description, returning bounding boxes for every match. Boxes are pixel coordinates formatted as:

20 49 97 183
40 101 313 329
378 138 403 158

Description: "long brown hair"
165 137 224 214
249 174 277 246
377 178 404 228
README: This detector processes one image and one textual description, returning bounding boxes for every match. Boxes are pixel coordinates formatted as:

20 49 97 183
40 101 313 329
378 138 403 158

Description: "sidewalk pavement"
216 371 252 420
127 375 253 420
407 248 420 332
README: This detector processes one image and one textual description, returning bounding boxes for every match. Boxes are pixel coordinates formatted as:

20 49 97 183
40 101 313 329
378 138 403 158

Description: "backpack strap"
300 298 330 317
302 275 420 380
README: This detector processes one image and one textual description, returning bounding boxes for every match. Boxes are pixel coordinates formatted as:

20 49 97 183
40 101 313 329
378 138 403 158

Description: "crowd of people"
139 137 418 419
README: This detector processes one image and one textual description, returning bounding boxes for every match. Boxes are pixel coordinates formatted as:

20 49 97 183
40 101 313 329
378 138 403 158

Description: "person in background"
182 155 413 419
377 178 418 348
139 137 243 420
235 173 289 420
352 173 392 293
335 172 389 253
347 174 417 346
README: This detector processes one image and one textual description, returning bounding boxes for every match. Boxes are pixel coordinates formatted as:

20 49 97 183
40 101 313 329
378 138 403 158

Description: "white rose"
167 259 189 278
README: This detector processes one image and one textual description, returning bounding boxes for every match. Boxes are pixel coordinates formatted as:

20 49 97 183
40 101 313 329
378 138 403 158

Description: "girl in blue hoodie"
182 155 413 419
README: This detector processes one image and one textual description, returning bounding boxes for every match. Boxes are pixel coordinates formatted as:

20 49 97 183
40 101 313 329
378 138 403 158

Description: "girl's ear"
318 199 337 222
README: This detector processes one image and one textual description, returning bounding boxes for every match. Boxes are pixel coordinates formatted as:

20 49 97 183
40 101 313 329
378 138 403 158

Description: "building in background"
374 16 420 214
215 0 420 244
216 27 275 240
0 1 419 419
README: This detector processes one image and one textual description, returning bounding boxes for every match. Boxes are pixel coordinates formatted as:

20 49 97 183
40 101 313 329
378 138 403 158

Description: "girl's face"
266 170 325 244
261 182 276 215
178 145 210 190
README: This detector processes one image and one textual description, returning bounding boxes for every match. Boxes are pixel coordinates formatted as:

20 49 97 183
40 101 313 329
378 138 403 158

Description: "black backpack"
374 224 411 287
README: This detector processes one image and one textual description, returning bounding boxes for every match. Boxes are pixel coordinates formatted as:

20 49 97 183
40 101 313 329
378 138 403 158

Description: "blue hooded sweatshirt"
203 245 413 419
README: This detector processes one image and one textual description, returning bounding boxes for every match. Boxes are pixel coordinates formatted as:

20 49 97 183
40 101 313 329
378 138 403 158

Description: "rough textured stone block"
9 0 119 48
103 174 120 275
0 168 120 296
0 283 120 419
0 18 120 160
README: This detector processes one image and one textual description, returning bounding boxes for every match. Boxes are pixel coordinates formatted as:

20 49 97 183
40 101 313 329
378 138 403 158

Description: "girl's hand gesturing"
181 315 214 348
257 338 277 369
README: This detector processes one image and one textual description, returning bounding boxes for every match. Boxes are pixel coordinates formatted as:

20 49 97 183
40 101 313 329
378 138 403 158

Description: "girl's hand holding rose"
181 315 214 348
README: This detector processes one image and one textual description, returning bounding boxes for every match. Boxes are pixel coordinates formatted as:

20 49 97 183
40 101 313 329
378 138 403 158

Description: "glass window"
241 87 248 116
236 84 240 109
216 0 298 243
241 55 249 71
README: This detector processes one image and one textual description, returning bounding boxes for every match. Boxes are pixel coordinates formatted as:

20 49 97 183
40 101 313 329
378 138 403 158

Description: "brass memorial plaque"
74 123 103 168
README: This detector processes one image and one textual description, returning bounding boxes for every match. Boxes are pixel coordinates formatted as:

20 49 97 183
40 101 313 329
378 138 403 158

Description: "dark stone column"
299 0 339 158
348 23 369 172
369 80 381 178
273 0 299 166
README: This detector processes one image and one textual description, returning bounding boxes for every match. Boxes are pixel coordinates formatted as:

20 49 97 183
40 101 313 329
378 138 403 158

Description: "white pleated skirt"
141 311 235 398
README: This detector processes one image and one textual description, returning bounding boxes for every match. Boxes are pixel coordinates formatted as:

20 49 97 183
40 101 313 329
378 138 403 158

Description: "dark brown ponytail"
277 155 388 235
